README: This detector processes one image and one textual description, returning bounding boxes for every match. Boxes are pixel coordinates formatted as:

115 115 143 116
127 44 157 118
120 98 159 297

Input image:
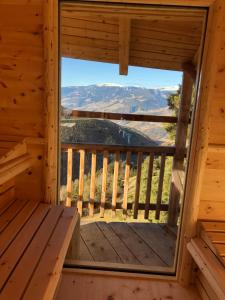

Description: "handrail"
61 143 176 155
69 110 178 123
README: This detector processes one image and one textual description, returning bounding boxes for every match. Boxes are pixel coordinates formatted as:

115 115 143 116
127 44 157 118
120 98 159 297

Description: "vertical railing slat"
144 153 154 219
112 151 120 216
66 148 73 207
89 150 96 216
133 152 143 219
77 149 85 216
155 154 166 220
100 151 108 218
123 151 131 216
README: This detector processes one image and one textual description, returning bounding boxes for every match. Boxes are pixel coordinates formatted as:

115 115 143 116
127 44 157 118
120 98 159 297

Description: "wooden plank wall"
0 1 45 202
198 0 225 221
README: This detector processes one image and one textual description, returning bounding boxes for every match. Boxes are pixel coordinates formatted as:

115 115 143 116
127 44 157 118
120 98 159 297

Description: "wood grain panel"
0 1 45 202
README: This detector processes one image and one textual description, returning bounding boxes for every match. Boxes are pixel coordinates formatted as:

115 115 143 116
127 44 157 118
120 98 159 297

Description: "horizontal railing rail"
61 143 176 220
61 143 176 155
68 110 178 123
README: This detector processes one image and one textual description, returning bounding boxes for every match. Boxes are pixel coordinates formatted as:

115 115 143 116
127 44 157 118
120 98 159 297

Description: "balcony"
61 142 183 271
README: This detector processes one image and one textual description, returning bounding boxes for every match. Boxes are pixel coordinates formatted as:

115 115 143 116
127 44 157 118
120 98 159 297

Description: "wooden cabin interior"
0 0 225 299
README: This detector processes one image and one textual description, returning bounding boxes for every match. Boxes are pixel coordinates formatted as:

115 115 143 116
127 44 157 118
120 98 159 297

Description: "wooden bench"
199 221 225 267
187 221 225 300
0 198 79 300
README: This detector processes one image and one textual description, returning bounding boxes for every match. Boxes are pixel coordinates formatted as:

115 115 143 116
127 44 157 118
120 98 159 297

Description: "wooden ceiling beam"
119 18 131 75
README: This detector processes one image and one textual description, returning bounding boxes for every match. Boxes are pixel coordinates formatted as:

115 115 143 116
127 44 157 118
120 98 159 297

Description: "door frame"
45 0 218 285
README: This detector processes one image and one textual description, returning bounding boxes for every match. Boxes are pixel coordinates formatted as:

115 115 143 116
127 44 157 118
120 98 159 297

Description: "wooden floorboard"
129 223 176 266
79 235 94 261
56 269 201 300
109 222 166 267
97 222 140 265
77 222 176 269
80 222 122 263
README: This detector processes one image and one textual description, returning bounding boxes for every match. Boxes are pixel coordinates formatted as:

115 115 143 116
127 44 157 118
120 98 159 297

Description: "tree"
164 86 181 141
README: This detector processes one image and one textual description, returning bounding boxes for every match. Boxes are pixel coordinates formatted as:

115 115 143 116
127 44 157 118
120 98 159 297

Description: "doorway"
59 1 207 274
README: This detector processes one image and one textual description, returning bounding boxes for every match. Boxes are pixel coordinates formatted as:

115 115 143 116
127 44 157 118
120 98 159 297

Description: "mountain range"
61 84 178 145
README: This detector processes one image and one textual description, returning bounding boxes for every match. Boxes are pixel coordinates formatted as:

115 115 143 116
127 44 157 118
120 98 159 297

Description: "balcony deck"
68 221 177 269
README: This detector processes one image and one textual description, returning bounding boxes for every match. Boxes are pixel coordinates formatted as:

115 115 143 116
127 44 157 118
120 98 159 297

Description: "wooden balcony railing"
61 143 180 220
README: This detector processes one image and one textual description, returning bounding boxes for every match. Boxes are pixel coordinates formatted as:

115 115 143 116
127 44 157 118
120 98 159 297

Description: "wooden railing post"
144 153 154 219
123 151 131 217
66 148 73 207
168 71 193 226
155 154 166 220
112 151 120 216
100 151 108 218
89 151 96 216
77 149 85 216
133 152 143 219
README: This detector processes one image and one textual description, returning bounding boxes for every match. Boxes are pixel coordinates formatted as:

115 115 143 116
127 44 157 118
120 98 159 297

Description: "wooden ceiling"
61 3 206 74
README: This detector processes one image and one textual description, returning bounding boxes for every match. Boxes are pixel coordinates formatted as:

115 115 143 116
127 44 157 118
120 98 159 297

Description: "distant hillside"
60 119 156 184
61 119 156 146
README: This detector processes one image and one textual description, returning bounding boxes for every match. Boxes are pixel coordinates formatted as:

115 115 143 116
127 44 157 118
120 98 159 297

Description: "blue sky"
61 58 182 88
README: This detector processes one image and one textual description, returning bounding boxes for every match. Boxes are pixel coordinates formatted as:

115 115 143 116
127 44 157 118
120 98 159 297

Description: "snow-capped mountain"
61 84 178 114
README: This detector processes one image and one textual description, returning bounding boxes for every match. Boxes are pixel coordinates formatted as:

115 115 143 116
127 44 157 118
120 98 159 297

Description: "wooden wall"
198 0 225 221
0 1 45 202
0 0 224 214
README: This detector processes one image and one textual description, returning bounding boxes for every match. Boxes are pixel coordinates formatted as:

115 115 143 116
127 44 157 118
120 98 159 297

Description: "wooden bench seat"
187 237 225 299
0 198 79 300
199 221 225 267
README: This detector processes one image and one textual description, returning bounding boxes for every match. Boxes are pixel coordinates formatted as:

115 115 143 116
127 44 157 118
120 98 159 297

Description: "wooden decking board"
160 223 178 238
109 222 166 266
97 222 141 265
0 198 27 232
0 200 39 257
76 222 176 268
23 207 78 300
80 222 122 263
129 222 175 266
0 203 50 290
79 235 94 261
0 206 64 299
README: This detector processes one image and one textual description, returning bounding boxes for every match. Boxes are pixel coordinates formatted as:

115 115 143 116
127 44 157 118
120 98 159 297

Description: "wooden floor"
56 269 201 300
69 221 177 269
